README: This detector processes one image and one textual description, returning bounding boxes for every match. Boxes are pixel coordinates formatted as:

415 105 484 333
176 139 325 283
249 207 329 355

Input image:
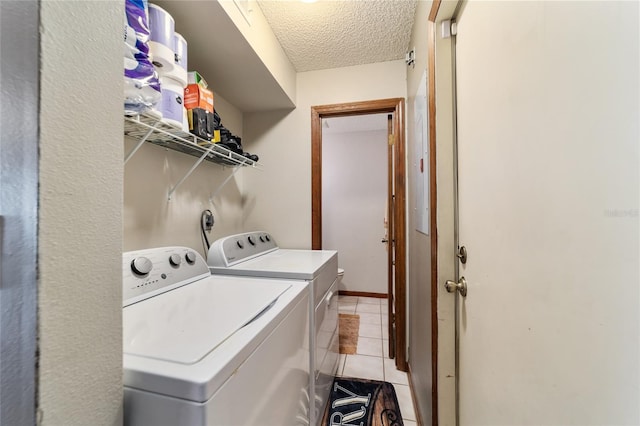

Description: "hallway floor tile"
337 295 418 425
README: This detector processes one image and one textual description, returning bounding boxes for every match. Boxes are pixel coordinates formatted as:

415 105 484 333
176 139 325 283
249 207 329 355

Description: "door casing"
386 113 396 360
311 98 408 371
428 0 461 424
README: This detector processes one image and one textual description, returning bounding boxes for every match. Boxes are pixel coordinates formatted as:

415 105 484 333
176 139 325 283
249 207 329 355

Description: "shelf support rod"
167 146 215 201
209 161 247 202
124 122 158 164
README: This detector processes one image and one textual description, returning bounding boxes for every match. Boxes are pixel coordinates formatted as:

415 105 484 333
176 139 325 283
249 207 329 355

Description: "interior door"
453 1 639 424
386 113 396 359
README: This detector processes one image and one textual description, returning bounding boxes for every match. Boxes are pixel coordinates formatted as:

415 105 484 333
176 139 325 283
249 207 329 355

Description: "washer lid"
123 275 291 364
212 249 337 280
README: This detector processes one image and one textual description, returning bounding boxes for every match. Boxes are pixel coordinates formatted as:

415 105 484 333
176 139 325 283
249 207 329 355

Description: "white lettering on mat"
330 382 372 426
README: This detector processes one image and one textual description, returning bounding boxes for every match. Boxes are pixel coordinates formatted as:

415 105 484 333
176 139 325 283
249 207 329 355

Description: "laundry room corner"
124 91 248 258
243 60 407 249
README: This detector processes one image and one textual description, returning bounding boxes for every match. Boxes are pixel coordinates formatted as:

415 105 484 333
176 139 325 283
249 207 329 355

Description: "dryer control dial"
185 251 197 264
169 254 182 266
123 247 211 306
207 231 278 267
131 257 153 275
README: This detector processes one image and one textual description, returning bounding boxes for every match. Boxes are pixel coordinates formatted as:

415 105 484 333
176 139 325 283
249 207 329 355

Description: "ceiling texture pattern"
256 0 418 72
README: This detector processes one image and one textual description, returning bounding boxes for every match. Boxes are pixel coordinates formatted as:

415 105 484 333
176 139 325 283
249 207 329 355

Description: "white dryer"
207 232 339 426
122 246 310 426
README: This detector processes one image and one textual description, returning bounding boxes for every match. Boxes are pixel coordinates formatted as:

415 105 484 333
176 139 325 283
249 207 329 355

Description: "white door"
454 1 639 424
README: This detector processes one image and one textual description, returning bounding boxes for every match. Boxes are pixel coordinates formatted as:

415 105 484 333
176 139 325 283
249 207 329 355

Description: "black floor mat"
321 377 403 426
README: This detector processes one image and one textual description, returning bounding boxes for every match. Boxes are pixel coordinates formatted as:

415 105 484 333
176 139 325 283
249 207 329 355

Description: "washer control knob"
185 251 197 264
264 234 271 242
131 257 153 275
248 236 256 246
259 236 265 243
169 254 182 266
237 240 244 249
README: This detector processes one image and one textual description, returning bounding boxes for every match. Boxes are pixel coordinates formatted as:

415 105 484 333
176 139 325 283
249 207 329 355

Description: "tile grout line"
341 297 416 423
380 300 386 383
383 298 414 423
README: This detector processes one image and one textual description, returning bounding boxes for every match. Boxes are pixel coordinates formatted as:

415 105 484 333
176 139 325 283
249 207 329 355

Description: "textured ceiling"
256 0 418 72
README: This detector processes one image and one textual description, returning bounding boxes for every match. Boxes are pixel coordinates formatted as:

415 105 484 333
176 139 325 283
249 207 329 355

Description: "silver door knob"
445 277 467 297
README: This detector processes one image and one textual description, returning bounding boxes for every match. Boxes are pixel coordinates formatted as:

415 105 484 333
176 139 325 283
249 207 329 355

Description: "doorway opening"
311 98 407 371
321 113 389 298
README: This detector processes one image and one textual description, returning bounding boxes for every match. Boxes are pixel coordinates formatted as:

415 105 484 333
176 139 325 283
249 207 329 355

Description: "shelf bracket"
124 121 159 164
209 160 248 202
167 146 216 201
124 113 260 201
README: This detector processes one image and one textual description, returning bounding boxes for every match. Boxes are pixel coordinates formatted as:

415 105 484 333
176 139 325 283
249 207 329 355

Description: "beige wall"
405 0 434 424
243 60 407 249
38 1 123 424
124 93 247 258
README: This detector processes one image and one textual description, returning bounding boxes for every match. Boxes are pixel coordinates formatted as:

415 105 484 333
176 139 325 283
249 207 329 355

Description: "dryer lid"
123 275 291 364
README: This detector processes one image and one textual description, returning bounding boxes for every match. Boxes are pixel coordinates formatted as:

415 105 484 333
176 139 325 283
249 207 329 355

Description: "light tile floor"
337 296 418 425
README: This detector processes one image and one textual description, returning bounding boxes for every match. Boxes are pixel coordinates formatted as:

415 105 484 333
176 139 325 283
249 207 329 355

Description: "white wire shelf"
124 113 260 168
124 112 260 200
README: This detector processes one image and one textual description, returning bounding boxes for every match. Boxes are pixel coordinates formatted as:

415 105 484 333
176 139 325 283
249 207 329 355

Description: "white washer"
123 246 310 426
207 232 339 426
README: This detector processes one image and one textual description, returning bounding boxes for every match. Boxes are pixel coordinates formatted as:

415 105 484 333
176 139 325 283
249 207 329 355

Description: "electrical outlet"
203 210 214 231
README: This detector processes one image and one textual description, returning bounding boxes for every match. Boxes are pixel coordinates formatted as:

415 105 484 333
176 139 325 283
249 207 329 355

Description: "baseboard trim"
338 290 388 299
407 362 425 426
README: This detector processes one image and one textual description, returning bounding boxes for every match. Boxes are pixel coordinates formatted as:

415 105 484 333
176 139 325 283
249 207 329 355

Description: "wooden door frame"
311 98 408 371
386 113 396 360
428 1 442 424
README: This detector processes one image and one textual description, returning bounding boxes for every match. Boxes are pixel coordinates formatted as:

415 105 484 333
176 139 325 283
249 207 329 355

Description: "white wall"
243 60 407 249
124 93 246 258
38 1 123 424
322 129 388 294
